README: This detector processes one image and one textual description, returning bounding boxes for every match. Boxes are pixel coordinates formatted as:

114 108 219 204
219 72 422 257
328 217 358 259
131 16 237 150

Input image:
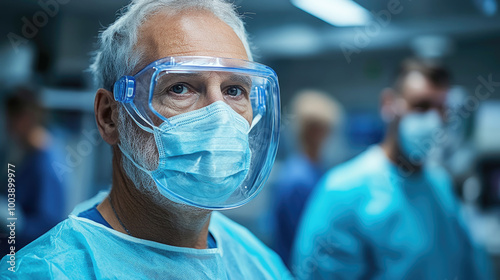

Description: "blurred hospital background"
1 0 500 277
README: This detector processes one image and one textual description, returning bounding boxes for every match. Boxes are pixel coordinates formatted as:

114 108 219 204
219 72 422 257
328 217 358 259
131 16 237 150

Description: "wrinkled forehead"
134 9 248 73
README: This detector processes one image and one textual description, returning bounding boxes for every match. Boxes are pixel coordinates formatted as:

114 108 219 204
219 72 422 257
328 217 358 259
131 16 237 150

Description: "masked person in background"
271 90 340 267
292 59 493 280
1 0 292 278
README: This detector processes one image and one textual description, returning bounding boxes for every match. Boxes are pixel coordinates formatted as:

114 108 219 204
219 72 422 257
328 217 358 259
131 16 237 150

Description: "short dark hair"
5 87 43 121
393 58 451 93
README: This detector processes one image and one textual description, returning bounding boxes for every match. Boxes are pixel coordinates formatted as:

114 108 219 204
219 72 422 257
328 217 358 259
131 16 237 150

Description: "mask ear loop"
117 144 154 175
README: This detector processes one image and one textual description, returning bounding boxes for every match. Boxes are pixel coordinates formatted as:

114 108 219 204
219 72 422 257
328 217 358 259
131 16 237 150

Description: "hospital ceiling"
2 0 500 59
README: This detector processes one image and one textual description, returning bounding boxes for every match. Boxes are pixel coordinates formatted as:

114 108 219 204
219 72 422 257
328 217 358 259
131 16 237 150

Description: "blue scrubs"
271 153 323 266
1 192 292 279
15 148 66 249
292 145 493 280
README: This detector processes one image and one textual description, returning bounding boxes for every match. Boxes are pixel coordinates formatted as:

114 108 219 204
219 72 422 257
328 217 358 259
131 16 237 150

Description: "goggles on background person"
113 56 280 210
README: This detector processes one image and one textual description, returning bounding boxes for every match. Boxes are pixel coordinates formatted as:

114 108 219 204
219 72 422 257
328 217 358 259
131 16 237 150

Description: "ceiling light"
291 0 372 27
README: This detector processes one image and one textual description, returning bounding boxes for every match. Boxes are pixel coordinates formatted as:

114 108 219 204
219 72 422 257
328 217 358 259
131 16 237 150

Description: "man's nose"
202 73 225 106
204 85 225 106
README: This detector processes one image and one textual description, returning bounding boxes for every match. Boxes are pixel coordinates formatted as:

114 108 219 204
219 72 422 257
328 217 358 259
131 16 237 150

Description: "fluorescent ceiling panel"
292 0 372 27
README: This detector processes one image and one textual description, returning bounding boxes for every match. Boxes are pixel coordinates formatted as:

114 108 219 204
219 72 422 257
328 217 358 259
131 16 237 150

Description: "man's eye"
227 86 243 97
170 84 189 95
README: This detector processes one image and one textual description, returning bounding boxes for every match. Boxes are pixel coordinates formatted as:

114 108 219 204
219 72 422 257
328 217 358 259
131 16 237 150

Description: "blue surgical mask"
398 109 443 164
120 101 252 207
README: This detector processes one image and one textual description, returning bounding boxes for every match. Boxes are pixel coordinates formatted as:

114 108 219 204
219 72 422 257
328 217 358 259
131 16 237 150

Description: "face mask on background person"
398 109 444 164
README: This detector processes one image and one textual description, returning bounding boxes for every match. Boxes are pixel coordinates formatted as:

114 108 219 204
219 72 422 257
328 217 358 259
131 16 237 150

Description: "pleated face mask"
113 56 280 209
398 109 444 164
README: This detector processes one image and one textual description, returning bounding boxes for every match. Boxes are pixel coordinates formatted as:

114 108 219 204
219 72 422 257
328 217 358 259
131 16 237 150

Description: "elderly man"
292 59 493 279
1 0 291 278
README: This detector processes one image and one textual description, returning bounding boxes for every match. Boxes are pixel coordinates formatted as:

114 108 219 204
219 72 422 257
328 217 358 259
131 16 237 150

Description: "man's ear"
95 88 120 145
380 88 397 123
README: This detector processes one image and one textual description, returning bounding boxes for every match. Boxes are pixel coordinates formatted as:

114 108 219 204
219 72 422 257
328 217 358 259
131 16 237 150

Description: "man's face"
388 71 449 163
399 71 448 119
117 9 251 201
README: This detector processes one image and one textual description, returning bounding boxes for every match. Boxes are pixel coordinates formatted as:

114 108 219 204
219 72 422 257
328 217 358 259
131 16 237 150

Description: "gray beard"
116 105 167 205
116 105 211 214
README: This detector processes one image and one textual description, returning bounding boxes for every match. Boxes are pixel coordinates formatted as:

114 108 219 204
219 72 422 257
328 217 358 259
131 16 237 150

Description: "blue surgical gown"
292 145 493 280
1 191 293 279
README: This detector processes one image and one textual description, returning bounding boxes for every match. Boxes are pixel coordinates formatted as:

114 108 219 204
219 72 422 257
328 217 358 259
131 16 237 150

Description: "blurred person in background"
0 0 291 278
292 59 493 279
271 89 341 267
2 88 66 252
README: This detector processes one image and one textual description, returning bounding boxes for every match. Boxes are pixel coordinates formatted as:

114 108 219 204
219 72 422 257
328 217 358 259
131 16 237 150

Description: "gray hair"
89 0 253 91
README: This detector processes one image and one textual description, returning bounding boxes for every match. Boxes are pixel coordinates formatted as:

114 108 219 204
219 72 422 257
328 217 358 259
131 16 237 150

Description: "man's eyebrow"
225 74 252 88
154 72 204 90
155 72 253 87
157 72 204 81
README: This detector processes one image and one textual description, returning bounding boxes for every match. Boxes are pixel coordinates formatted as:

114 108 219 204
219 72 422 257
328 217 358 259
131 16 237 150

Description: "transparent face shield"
113 56 280 209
